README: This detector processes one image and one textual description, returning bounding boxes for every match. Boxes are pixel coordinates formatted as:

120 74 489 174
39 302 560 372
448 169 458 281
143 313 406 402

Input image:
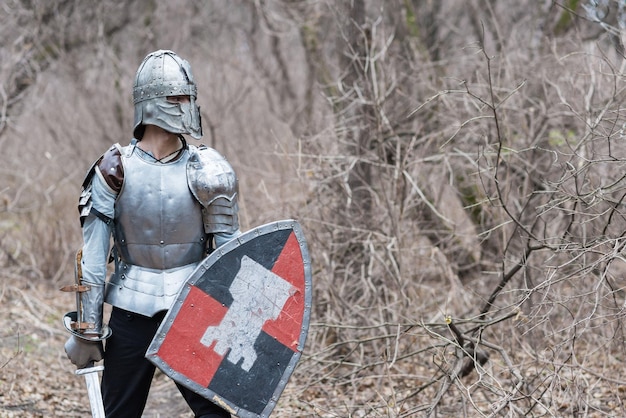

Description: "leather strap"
59 283 91 293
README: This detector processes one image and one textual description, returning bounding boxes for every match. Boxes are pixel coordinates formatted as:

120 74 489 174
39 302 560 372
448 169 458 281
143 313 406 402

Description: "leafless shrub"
5 1 626 417
277 1 626 416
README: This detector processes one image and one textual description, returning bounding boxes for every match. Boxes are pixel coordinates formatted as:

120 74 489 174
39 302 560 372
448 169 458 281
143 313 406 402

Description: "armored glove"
64 334 104 369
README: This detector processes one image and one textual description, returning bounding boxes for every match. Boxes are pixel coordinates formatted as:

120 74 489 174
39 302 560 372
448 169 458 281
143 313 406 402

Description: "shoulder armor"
187 145 238 206
187 145 239 234
97 144 124 193
78 144 123 227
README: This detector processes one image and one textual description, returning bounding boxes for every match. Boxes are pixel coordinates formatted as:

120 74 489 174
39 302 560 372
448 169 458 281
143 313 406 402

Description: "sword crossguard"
76 364 105 375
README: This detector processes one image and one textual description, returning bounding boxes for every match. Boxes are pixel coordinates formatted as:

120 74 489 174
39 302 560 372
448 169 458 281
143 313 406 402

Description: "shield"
146 219 312 418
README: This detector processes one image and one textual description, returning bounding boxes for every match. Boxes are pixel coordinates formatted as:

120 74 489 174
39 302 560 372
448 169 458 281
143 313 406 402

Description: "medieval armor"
187 145 239 234
63 50 236 418
113 144 206 269
76 141 239 319
63 312 106 369
132 50 202 140
62 250 111 369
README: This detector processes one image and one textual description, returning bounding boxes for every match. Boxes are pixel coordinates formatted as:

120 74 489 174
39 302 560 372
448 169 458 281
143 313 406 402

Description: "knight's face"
166 95 191 104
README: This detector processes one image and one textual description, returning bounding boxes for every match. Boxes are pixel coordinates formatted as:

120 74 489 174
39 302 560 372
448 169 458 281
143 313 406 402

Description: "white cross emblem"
200 255 294 371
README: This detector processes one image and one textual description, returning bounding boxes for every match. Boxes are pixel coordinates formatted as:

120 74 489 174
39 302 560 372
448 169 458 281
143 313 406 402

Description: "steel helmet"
132 50 202 139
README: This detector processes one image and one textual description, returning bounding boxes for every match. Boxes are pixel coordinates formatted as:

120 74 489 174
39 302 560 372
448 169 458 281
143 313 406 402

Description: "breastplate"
113 147 206 270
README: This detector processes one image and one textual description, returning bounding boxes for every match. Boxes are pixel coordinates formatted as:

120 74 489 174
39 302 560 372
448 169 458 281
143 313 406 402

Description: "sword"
75 362 105 418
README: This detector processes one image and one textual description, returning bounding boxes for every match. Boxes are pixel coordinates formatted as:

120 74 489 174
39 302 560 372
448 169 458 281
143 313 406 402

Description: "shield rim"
146 219 312 418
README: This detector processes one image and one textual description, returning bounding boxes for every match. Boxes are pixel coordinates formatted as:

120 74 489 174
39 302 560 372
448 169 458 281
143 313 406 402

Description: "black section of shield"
194 228 293 308
207 330 295 415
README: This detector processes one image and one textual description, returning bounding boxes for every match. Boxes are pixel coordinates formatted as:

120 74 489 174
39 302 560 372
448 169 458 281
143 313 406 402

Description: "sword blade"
76 364 105 418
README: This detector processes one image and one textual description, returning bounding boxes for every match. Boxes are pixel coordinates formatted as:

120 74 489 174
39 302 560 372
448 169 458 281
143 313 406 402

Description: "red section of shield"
155 285 227 387
262 231 306 351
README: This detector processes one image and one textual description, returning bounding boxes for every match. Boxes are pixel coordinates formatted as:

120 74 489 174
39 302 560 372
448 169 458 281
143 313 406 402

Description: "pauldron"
187 145 239 234
78 144 122 227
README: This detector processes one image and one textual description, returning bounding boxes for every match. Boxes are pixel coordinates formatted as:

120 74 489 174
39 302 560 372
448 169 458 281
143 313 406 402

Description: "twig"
0 331 22 369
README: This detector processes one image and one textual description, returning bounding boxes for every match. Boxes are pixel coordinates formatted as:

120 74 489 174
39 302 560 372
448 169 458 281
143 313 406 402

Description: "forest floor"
0 272 322 418
5 272 626 417
0 275 200 417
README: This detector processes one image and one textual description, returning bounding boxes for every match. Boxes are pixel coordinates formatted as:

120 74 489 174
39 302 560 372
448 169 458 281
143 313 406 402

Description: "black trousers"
101 307 230 418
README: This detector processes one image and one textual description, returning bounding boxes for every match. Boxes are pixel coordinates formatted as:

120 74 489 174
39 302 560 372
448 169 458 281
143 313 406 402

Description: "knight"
62 50 239 418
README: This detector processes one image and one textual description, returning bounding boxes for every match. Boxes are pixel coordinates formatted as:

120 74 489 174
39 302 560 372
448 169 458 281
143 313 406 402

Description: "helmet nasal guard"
133 50 202 140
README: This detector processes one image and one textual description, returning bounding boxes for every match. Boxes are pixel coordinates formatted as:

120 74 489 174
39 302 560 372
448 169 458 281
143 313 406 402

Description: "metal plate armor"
187 146 239 234
113 145 206 269
105 261 198 317
104 144 206 317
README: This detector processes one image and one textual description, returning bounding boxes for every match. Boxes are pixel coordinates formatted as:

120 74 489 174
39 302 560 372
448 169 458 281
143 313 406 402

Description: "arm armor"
187 145 239 234
69 144 121 338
